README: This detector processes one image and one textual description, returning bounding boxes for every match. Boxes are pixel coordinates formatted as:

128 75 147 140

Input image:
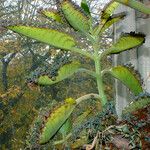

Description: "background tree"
0 0 113 149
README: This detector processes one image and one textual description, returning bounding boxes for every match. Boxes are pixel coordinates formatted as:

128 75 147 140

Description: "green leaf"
81 0 91 15
100 12 126 34
37 61 81 85
39 98 76 144
38 8 63 23
59 117 72 137
122 97 150 115
107 66 143 95
104 32 145 55
7 25 76 50
73 108 93 128
61 0 90 32
101 1 120 20
71 136 88 149
93 1 120 35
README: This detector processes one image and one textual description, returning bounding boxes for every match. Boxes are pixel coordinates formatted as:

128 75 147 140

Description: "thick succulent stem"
114 0 150 14
93 39 107 106
95 56 107 106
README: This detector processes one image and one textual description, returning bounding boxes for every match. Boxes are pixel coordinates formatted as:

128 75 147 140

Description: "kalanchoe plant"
6 0 150 149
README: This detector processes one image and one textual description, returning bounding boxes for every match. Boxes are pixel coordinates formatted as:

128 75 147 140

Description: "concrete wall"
137 17 150 93
113 1 150 119
114 5 137 119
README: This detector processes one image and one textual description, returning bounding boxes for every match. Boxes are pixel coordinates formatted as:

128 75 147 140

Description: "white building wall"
114 1 150 119
137 17 150 93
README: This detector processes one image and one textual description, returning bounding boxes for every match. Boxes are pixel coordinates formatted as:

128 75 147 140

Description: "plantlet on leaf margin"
6 0 150 148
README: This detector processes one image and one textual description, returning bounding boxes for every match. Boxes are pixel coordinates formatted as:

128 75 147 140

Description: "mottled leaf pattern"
61 0 90 32
39 98 76 144
101 0 119 19
37 61 81 85
104 32 145 55
39 9 63 23
94 1 120 35
108 66 143 95
7 25 76 50
100 12 126 33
